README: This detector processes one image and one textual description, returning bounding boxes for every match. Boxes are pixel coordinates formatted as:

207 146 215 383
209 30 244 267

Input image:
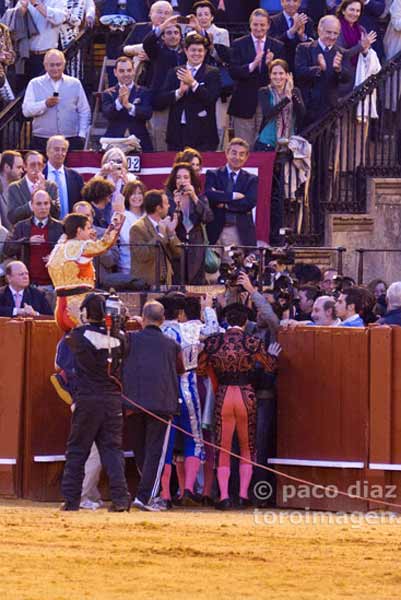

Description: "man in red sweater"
3 189 63 287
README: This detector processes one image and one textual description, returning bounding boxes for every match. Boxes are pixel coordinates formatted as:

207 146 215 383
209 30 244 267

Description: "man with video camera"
60 292 131 512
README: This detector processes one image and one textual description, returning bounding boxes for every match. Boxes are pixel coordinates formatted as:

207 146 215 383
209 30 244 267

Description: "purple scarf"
339 16 363 66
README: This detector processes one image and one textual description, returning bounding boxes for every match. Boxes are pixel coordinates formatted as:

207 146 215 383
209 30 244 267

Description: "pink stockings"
217 386 253 501
161 456 201 500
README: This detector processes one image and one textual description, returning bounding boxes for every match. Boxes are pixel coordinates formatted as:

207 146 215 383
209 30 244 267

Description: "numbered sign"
127 155 141 173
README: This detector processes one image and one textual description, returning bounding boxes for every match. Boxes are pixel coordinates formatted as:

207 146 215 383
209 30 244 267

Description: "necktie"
53 170 68 218
288 17 294 28
14 292 22 308
156 224 161 235
256 39 263 71
324 46 331 54
37 221 43 228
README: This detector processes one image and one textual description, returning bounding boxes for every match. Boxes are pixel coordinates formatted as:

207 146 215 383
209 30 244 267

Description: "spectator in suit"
123 300 185 512
130 188 181 287
22 49 91 153
228 8 286 146
0 260 53 317
8 151 60 226
205 137 258 254
269 0 316 71
4 189 63 286
143 16 185 151
0 151 24 231
123 0 174 47
153 33 221 150
379 282 401 326
101 56 153 152
44 136 84 219
165 161 213 284
295 15 352 125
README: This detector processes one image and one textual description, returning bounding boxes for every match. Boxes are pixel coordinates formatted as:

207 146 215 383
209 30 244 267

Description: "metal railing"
279 49 401 246
355 248 401 285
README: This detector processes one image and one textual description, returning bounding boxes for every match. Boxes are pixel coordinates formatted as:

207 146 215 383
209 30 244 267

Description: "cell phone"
176 16 190 24
53 92 59 97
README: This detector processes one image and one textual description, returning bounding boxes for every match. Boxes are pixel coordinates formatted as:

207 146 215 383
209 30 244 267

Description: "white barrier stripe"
0 458 17 465
34 451 135 463
73 166 259 176
369 463 401 471
268 458 365 469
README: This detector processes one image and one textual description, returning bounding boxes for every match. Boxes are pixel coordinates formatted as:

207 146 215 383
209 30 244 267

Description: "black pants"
61 394 129 507
130 413 169 505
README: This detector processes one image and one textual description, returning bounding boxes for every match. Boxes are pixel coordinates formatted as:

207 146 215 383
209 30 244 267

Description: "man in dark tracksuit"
123 300 185 512
61 293 131 512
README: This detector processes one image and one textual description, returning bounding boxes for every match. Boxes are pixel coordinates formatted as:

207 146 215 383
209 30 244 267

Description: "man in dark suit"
269 0 315 71
4 190 63 286
295 14 352 126
123 300 185 511
130 189 181 287
102 56 153 151
205 137 258 252
228 8 286 146
122 0 174 47
44 135 84 219
0 260 53 317
153 33 221 151
7 151 60 227
0 151 24 231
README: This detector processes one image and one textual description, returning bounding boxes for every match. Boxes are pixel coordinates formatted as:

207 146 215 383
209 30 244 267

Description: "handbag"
202 224 221 274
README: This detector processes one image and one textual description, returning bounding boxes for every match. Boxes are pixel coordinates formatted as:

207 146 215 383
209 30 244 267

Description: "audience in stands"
80 176 115 228
295 284 320 320
0 259 53 316
154 32 221 150
205 137 258 254
0 150 24 230
8 150 60 226
228 8 286 146
118 179 146 274
130 188 181 287
44 135 84 218
165 160 213 283
4 188 63 286
335 285 374 326
101 55 153 151
22 49 91 152
379 281 401 326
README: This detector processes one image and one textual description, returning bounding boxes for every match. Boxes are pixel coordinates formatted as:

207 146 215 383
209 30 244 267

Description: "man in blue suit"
228 8 286 147
205 137 258 251
101 56 153 151
0 260 53 317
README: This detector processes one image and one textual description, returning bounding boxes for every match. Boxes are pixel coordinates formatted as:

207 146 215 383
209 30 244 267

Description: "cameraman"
61 293 131 512
234 271 279 340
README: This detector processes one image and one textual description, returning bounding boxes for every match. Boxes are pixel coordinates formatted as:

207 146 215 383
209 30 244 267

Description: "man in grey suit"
7 150 60 226
0 151 25 231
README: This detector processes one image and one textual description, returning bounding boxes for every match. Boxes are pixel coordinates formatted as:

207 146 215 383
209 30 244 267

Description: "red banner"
66 151 276 243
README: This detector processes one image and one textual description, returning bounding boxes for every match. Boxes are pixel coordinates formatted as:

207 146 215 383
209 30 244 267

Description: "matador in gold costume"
47 212 124 332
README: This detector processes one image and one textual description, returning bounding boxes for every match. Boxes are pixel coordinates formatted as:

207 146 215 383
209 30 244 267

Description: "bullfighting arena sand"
1 501 400 599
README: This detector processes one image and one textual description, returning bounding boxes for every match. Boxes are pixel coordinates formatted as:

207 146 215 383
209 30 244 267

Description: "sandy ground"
0 500 400 600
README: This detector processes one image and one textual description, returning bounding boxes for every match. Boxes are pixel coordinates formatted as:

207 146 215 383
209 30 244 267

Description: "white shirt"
25 176 36 195
115 82 137 116
148 214 162 235
9 285 24 316
33 216 49 227
118 210 143 272
26 0 68 51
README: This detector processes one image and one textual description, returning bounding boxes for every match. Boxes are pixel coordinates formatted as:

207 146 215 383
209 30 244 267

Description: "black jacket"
142 30 186 92
101 83 153 151
228 34 286 119
205 166 258 247
0 284 53 317
269 12 316 71
43 165 84 213
3 215 64 272
154 62 221 151
123 325 184 415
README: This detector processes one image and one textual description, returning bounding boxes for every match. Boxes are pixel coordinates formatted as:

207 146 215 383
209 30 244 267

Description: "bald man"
295 15 352 125
22 49 91 153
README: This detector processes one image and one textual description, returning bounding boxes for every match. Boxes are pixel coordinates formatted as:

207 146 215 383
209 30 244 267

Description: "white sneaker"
80 499 101 510
132 497 161 512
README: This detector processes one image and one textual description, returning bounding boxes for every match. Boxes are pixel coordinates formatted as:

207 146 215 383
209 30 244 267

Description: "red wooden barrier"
0 318 26 497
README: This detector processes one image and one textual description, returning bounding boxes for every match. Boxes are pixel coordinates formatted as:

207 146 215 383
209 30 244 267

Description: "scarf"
269 82 293 140
339 15 363 66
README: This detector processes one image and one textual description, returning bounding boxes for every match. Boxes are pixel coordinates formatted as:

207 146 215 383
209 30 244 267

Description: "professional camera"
104 290 127 336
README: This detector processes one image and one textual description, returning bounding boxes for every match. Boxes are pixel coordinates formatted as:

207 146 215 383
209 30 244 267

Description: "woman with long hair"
117 180 146 274
254 59 305 152
164 161 213 284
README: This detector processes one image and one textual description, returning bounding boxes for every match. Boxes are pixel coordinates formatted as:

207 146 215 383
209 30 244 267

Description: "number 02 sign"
127 155 141 173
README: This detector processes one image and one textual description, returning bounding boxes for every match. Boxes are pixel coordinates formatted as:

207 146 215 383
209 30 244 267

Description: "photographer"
61 292 131 512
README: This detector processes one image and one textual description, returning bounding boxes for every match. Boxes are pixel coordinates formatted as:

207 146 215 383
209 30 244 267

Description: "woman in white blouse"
117 179 146 274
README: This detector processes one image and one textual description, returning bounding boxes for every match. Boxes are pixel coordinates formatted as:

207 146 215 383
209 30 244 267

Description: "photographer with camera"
61 292 131 512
